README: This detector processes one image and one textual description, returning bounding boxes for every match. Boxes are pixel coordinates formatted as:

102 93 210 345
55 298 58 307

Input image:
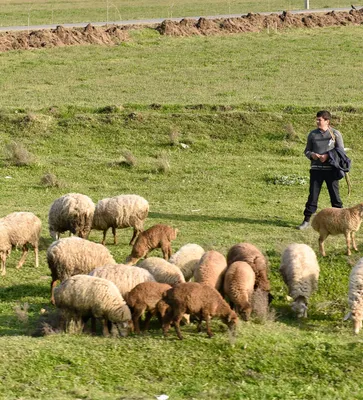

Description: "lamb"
54 274 132 337
193 250 227 291
125 224 178 265
160 282 238 340
226 242 271 294
0 212 41 276
311 203 363 256
279 243 320 318
47 237 116 304
170 243 205 281
89 263 156 298
136 257 186 286
48 193 95 240
92 194 149 246
223 261 256 321
344 258 363 334
124 281 172 334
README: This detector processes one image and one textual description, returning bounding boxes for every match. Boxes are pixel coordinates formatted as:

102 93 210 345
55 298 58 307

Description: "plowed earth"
1 9 363 52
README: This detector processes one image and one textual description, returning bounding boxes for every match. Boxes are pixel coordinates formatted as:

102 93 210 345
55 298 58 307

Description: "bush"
4 141 33 166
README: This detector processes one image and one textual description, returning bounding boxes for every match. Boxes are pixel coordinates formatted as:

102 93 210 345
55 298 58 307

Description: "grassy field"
1 25 363 399
0 0 357 27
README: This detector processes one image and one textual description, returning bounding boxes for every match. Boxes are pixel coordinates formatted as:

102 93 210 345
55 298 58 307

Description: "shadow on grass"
149 212 292 227
0 283 49 301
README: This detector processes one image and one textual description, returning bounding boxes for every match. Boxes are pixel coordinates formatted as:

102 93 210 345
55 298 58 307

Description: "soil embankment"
1 9 363 52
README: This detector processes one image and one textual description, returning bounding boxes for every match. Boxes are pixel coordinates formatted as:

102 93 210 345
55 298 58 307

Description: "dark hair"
316 110 332 121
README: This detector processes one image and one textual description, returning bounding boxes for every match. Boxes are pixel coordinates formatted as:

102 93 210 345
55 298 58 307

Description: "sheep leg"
112 227 117 245
161 243 171 261
91 317 97 334
129 229 139 246
50 279 58 305
132 308 143 334
318 233 328 257
345 231 352 256
102 319 111 337
101 229 108 246
174 315 184 340
204 314 213 338
161 310 173 337
1 256 6 276
352 231 358 252
143 311 153 332
16 244 29 269
34 245 39 268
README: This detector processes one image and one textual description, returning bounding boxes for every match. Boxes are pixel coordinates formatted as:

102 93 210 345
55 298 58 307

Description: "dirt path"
1 9 363 52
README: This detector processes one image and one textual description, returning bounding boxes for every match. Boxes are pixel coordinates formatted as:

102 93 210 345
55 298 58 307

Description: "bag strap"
328 127 336 143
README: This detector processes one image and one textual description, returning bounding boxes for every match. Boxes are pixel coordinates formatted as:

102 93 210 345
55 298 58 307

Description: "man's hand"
319 154 329 163
311 152 319 160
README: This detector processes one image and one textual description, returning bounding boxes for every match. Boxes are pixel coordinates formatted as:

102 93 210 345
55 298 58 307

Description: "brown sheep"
124 281 172 334
160 282 238 340
193 250 227 292
126 224 178 265
226 243 271 294
224 261 255 321
311 203 363 256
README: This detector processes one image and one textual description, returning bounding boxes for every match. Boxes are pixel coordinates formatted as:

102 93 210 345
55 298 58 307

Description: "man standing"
297 110 344 230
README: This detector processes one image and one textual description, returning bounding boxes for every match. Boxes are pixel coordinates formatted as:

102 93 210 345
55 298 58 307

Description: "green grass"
1 106 363 399
0 0 357 27
1 26 363 109
1 25 363 399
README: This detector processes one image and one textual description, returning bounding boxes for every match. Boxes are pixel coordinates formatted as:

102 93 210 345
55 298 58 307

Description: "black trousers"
303 169 343 221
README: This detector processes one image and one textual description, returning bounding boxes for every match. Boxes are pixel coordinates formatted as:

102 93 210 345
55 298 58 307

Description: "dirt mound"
1 9 363 52
0 23 129 52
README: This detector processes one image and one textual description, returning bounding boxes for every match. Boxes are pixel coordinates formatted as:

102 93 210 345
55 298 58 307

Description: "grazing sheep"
126 224 178 265
124 281 172 334
279 243 320 318
48 193 95 240
47 237 116 304
193 250 227 291
137 257 186 286
344 258 363 334
170 243 205 281
161 282 238 340
54 274 132 337
89 263 156 298
223 261 255 321
311 203 363 256
226 243 271 294
0 212 41 276
92 194 149 246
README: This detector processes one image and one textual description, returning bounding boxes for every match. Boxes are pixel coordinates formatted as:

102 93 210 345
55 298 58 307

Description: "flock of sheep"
1 192 363 338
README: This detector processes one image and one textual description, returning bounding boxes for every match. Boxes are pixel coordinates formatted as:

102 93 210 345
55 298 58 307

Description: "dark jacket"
327 147 351 180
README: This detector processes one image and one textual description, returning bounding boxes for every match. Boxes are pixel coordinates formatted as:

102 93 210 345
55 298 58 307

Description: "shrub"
155 151 171 174
4 141 33 166
169 127 180 146
40 173 61 188
119 149 137 167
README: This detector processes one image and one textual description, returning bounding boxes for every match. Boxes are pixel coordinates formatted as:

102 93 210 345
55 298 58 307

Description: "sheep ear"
343 312 352 321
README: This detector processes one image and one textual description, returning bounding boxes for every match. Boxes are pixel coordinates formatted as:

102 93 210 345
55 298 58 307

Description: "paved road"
0 7 357 32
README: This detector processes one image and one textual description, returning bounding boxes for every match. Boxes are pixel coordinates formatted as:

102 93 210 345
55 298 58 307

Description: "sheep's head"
291 297 308 318
223 310 238 332
344 311 363 334
125 255 139 265
236 304 252 322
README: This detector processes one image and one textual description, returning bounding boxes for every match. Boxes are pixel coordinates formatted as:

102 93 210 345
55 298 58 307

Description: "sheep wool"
170 243 205 281
92 194 149 245
137 257 185 286
48 193 95 240
54 274 132 337
311 203 363 256
0 212 42 276
346 258 363 334
226 242 271 293
280 243 320 318
224 261 256 321
193 250 227 291
89 263 156 297
47 237 116 304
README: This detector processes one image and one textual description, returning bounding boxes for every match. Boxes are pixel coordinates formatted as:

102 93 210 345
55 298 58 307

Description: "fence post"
305 0 310 9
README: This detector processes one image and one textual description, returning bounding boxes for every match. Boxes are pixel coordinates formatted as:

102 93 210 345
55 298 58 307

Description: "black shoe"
297 221 310 230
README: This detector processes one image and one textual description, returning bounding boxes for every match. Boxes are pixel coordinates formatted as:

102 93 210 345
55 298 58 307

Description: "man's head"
316 110 331 131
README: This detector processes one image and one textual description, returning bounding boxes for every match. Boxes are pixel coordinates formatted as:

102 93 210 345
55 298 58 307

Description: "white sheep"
47 237 116 304
54 274 132 337
223 261 256 321
92 194 149 245
169 243 205 281
311 203 363 256
279 243 320 318
48 193 95 240
193 250 227 291
344 258 363 334
89 263 156 297
0 212 41 276
137 257 185 286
